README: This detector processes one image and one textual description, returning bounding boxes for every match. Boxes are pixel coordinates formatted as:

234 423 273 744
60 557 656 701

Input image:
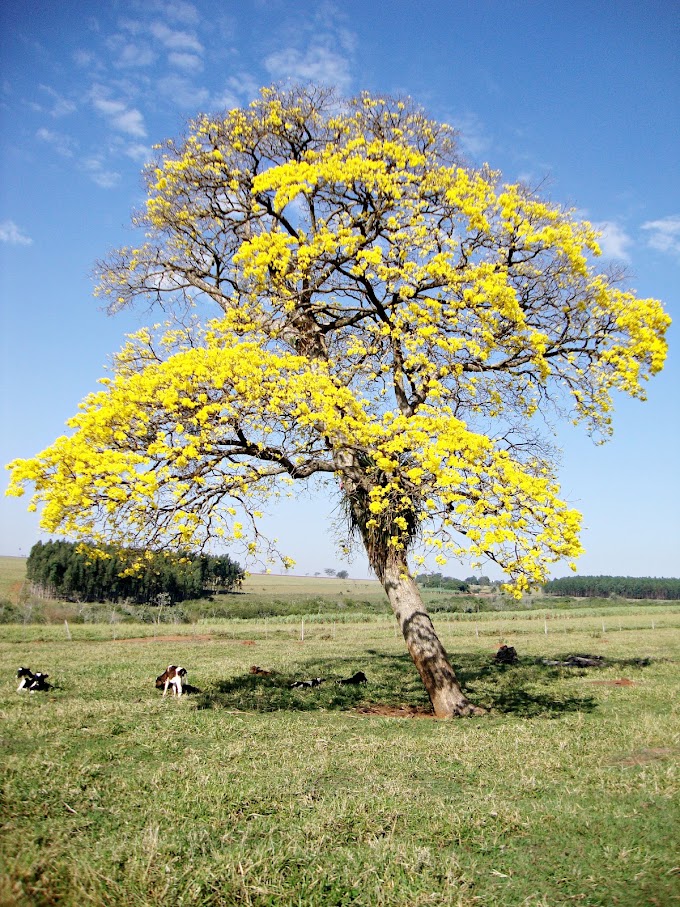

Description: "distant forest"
26 540 244 604
416 573 473 591
544 575 680 600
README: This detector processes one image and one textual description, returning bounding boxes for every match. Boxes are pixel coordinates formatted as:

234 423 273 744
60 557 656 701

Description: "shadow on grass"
191 650 645 717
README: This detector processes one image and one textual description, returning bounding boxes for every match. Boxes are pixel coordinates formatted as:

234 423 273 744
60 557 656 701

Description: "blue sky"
1 0 678 579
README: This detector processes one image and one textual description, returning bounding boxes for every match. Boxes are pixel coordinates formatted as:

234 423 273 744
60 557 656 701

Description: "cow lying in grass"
338 671 368 685
289 671 369 689
155 665 187 697
16 667 50 692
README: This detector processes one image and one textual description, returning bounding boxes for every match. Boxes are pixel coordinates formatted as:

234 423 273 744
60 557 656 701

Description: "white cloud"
451 111 491 159
72 48 107 78
593 220 633 262
123 142 151 163
164 0 200 25
168 51 203 72
142 0 200 25
264 42 352 91
641 215 680 255
157 74 209 109
0 220 33 245
149 22 203 53
212 89 240 110
38 84 77 117
73 49 95 67
36 127 77 158
83 157 121 189
211 73 260 111
90 87 147 137
115 41 157 68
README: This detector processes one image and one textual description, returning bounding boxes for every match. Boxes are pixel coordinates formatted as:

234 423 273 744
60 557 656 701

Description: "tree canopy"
6 86 669 715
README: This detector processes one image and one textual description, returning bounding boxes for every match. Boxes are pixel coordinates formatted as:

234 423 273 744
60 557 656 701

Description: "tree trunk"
335 449 483 718
382 558 484 718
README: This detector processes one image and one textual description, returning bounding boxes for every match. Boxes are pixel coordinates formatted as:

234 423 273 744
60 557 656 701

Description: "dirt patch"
353 703 435 719
9 581 23 603
611 747 676 766
115 634 213 643
588 678 636 686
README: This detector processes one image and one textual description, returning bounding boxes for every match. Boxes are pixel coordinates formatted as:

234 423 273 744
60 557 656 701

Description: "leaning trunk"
336 450 482 718
382 558 483 718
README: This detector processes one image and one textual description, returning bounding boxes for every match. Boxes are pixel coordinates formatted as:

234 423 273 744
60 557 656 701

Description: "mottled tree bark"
382 559 484 718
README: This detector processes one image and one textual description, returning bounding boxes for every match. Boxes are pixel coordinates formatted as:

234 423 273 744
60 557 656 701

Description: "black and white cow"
16 667 50 692
290 677 325 689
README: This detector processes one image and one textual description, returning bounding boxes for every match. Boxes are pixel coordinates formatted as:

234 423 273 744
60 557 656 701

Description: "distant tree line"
544 575 680 600
415 573 470 592
26 540 244 604
322 568 350 579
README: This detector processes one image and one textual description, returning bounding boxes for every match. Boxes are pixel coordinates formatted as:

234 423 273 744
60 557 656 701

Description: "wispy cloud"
451 111 491 159
157 73 209 109
641 215 680 256
168 51 203 72
38 84 77 117
113 15 200 67
263 9 356 94
149 22 203 53
36 127 77 158
265 42 352 91
111 39 157 68
73 49 95 68
90 86 147 137
123 142 151 163
0 220 33 245
142 0 200 26
593 220 633 262
212 73 260 111
83 157 121 189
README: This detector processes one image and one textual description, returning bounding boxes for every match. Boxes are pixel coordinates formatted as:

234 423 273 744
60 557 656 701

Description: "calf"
16 666 33 691
494 645 518 665
290 677 325 689
338 671 368 685
155 665 187 697
16 667 50 692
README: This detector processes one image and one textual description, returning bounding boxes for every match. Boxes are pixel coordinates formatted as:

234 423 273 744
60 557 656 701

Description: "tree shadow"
363 650 600 718
451 651 658 717
196 656 383 713
189 649 651 717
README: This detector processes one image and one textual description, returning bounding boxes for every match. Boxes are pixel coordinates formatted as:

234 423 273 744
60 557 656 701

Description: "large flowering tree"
7 86 669 717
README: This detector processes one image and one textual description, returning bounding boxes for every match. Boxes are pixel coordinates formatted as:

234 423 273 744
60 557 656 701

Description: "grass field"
1 558 679 906
0 556 28 603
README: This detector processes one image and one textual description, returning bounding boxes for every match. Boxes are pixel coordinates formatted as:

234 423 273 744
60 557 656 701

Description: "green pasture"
1 558 679 906
0 556 27 602
1 575 679 907
2 555 675 627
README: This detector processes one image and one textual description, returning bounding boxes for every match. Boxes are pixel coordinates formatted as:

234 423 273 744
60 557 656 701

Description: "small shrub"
0 599 24 623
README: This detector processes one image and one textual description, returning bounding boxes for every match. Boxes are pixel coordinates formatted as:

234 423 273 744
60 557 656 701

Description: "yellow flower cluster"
6 319 583 590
